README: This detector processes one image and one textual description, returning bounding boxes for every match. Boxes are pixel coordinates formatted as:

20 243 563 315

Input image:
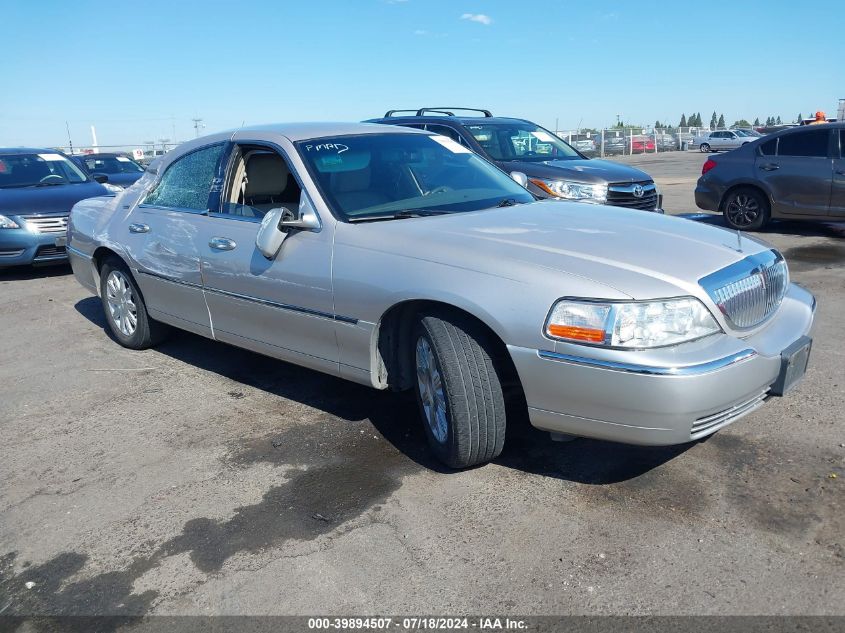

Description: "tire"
722 187 770 231
99 257 168 349
700 143 711 152
413 311 506 469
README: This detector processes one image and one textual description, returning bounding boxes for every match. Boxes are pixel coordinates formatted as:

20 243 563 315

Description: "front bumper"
508 283 816 445
0 228 68 267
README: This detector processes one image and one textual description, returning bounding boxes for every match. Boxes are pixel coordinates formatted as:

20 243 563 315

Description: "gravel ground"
0 151 842 621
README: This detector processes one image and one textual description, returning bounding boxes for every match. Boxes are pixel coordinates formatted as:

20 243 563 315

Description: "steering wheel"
425 185 453 196
39 174 65 184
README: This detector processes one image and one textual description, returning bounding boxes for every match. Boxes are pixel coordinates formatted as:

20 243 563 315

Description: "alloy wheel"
105 270 138 337
416 336 448 444
726 193 761 228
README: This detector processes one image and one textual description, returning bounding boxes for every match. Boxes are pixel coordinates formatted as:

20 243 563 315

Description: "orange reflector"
530 179 558 197
547 324 605 343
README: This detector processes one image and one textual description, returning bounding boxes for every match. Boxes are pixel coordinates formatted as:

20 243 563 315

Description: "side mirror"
92 173 109 184
510 171 529 188
255 194 321 260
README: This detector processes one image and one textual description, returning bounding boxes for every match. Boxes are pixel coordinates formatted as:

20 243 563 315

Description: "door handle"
209 237 237 251
128 223 150 233
759 163 780 171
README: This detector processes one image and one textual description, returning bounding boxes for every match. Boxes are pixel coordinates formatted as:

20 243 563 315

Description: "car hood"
339 200 771 301
502 158 653 184
0 181 110 215
102 173 143 187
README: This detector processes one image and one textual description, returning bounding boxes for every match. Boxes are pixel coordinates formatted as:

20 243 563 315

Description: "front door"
123 142 227 336
198 142 338 372
755 128 833 217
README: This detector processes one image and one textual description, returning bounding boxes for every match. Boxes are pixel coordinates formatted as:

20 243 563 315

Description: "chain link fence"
553 127 715 157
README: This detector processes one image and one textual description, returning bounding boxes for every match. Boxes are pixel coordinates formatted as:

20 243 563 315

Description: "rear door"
831 129 845 217
755 128 833 217
123 142 227 336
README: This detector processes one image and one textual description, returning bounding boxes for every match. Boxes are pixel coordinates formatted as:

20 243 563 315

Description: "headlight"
530 178 608 203
101 183 124 194
545 297 720 349
0 214 20 229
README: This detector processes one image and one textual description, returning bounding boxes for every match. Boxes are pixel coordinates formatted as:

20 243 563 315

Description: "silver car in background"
67 123 815 469
695 130 756 152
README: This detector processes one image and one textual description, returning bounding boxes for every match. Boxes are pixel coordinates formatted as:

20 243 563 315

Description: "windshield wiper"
348 209 449 223
495 198 523 207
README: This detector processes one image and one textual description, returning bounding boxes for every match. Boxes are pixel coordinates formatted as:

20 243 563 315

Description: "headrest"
245 153 289 197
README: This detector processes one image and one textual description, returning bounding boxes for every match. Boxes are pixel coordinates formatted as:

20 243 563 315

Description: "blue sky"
1 0 842 148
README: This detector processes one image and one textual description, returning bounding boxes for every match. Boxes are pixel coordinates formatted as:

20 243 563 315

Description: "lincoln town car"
67 123 815 468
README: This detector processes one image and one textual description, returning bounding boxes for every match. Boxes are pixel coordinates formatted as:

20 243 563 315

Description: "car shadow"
74 296 689 484
677 213 845 238
0 262 72 281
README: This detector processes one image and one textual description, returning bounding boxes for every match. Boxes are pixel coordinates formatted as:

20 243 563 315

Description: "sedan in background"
72 152 145 188
68 122 814 469
0 148 114 267
694 130 755 152
695 123 844 230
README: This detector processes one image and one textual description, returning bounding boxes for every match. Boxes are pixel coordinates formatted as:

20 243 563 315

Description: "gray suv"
696 123 845 230
368 108 663 212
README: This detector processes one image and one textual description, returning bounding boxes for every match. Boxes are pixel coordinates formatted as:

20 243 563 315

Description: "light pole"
192 118 205 138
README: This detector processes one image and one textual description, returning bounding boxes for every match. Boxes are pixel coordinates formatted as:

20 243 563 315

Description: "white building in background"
838 98 844 122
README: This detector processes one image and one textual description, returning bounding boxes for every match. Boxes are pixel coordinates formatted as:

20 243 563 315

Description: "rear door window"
777 130 830 158
759 138 777 156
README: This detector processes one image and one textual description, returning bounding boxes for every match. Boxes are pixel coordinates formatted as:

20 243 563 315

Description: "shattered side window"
143 143 225 210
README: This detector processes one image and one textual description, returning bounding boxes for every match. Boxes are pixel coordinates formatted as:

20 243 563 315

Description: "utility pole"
65 121 74 155
192 118 204 138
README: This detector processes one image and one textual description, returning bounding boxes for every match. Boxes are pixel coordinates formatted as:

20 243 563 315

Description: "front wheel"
723 188 770 231
700 143 711 152
100 257 168 349
414 312 506 469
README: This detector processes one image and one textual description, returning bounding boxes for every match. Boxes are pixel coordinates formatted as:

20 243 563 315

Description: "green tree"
696 112 704 127
679 113 687 127
717 114 726 129
765 116 773 126
753 117 760 126
776 115 782 125
710 111 718 129
797 113 803 123
734 119 751 128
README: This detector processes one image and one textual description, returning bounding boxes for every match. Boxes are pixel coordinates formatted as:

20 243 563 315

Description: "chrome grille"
606 181 658 210
700 250 788 329
23 214 68 234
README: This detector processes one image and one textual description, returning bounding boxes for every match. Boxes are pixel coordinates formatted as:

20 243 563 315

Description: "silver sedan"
67 123 815 468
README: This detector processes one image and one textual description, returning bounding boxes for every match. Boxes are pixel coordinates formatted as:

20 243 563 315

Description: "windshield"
81 155 143 174
735 129 761 137
464 122 581 162
296 133 534 221
0 152 89 188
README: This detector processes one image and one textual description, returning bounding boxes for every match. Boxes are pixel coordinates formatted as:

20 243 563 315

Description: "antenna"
192 118 205 138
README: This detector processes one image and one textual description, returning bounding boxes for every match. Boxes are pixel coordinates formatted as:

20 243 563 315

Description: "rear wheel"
700 143 711 152
414 311 506 469
723 187 770 231
99 257 168 349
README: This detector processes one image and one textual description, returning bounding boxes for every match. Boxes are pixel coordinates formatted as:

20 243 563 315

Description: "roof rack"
383 107 493 118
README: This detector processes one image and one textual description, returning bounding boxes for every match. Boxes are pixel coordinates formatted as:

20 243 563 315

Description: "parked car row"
63 120 815 470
